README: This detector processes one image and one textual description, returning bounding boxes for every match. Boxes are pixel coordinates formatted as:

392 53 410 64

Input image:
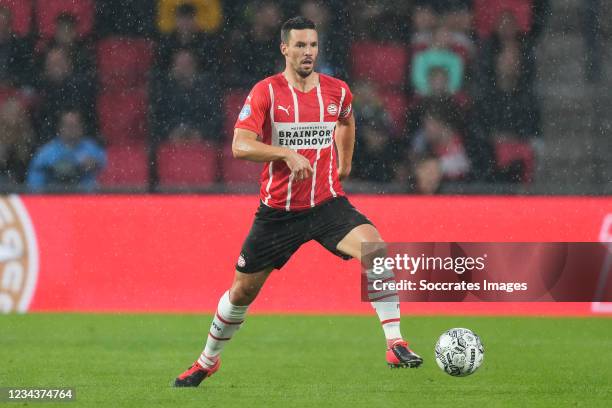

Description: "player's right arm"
232 129 313 181
233 81 312 181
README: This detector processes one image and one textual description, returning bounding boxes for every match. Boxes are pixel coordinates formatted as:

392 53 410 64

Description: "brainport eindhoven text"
277 129 333 147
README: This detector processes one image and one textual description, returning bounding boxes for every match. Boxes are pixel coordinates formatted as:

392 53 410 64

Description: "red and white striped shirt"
235 73 353 211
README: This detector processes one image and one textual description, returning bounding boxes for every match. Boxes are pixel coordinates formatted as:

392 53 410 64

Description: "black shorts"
236 196 373 273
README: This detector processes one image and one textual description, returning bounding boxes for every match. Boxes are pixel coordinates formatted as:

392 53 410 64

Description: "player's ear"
280 41 288 56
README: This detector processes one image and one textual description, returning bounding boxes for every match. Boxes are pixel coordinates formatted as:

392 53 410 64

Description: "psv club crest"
327 103 338 116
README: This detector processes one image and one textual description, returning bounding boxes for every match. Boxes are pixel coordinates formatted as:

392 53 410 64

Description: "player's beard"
296 67 312 78
295 60 314 78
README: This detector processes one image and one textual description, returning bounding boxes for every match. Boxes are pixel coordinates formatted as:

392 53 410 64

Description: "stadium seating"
98 143 149 188
223 89 249 142
96 36 155 174
494 140 535 183
473 0 533 39
97 88 149 146
97 37 155 91
0 2 544 191
220 144 261 185
0 0 32 37
35 0 94 40
351 42 408 88
156 139 218 187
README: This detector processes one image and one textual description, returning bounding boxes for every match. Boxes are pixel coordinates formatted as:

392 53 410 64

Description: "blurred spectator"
473 0 549 90
412 1 474 52
156 3 220 74
473 46 540 182
37 13 95 80
351 81 398 182
411 25 464 96
477 47 540 141
414 158 443 195
27 109 106 192
157 0 223 34
0 6 33 87
299 0 345 76
428 68 473 113
35 47 95 142
428 67 451 97
477 9 535 93
403 101 470 193
0 98 34 184
225 1 283 88
406 94 466 143
151 49 222 143
412 3 438 46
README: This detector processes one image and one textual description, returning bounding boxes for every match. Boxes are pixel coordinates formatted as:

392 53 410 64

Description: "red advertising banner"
1 195 610 316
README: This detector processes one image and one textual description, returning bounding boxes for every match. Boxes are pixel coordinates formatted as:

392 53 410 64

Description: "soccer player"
174 16 422 387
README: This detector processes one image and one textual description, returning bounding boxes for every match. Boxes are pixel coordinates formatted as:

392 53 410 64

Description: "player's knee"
229 282 261 306
361 242 388 270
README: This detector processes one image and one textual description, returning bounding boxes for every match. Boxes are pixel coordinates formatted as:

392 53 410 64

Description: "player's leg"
336 224 403 340
175 201 308 386
174 268 271 387
336 224 423 368
201 268 272 360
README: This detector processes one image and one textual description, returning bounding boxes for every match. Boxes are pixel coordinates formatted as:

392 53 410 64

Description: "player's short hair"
281 16 316 44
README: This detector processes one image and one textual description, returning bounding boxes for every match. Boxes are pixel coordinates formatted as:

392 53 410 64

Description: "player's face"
281 29 318 78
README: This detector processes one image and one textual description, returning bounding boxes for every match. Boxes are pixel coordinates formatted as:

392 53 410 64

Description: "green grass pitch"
1 314 611 407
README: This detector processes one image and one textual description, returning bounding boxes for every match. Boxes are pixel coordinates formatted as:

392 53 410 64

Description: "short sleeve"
339 83 353 119
234 81 270 136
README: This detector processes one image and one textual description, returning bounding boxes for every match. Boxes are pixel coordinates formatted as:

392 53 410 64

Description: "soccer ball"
435 328 484 377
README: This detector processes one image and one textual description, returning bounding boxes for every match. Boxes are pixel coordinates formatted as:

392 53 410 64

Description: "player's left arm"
335 113 355 181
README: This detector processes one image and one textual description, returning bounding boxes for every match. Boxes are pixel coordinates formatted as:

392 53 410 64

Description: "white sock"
198 290 248 368
366 268 403 343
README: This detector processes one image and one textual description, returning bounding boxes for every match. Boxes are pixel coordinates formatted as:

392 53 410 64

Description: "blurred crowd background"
0 0 609 194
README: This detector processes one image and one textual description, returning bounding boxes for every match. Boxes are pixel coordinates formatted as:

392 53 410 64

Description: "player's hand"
338 164 351 181
283 150 313 182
